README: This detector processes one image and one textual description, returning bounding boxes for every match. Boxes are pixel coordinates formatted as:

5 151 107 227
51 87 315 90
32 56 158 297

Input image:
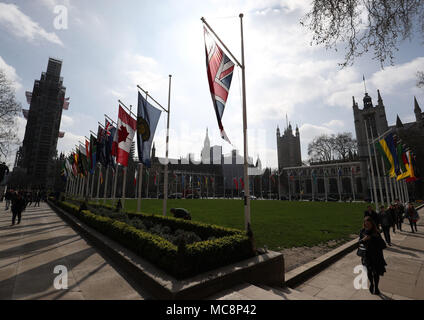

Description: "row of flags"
62 92 162 181
376 132 417 182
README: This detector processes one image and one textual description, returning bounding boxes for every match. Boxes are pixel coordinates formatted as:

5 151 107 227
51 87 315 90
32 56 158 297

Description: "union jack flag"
204 27 235 144
105 120 113 136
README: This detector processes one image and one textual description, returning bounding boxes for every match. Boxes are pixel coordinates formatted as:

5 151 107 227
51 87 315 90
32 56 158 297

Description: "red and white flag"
113 106 137 167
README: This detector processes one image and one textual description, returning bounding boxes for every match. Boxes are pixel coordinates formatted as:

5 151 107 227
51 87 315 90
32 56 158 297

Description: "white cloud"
0 3 63 46
39 0 71 9
0 56 21 91
57 131 85 156
326 57 424 109
299 123 334 155
324 119 344 128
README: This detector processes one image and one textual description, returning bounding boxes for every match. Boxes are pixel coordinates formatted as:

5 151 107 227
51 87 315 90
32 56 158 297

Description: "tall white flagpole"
370 125 384 207
122 166 127 208
112 165 118 201
137 91 148 213
240 14 251 231
381 158 390 205
137 163 143 212
163 75 172 216
364 120 379 211
96 164 101 202
103 166 109 204
90 170 95 199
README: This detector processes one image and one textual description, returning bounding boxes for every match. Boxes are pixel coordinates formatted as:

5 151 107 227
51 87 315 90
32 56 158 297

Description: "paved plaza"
0 203 150 300
295 207 424 300
0 202 423 300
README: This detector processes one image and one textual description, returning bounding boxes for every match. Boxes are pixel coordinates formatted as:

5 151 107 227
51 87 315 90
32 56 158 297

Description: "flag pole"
201 17 242 68
370 124 385 208
364 120 379 211
121 104 134 209
381 158 390 205
239 13 251 230
137 92 148 213
96 163 101 202
163 75 172 216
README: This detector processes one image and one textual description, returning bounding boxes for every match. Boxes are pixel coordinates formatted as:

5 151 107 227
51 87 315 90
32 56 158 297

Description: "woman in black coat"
358 216 387 295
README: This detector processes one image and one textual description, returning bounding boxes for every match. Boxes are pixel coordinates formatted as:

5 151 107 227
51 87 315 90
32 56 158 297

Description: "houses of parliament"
276 90 424 200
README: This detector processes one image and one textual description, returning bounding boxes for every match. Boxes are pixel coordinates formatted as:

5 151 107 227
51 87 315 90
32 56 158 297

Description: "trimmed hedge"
53 200 254 279
76 200 244 239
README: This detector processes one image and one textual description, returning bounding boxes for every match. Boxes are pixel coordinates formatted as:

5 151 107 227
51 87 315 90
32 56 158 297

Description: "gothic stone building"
277 90 424 200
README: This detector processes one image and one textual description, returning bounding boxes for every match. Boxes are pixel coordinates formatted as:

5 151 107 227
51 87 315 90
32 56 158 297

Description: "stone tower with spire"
201 127 211 164
353 89 389 198
276 118 302 171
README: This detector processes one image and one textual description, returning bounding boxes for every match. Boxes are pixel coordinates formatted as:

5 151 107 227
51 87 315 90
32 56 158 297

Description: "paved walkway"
295 207 424 300
0 202 150 300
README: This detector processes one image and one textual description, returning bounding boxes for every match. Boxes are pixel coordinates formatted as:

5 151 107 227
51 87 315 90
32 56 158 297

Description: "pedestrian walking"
11 191 26 226
378 206 393 246
405 202 419 233
364 205 379 226
34 191 41 207
387 204 397 233
358 216 387 295
4 189 12 211
394 199 405 231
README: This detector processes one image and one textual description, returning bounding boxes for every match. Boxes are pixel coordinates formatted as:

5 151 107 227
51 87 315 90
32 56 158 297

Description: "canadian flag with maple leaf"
112 105 137 167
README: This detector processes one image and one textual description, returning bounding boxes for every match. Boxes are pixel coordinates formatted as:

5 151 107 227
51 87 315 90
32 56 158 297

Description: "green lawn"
106 199 365 250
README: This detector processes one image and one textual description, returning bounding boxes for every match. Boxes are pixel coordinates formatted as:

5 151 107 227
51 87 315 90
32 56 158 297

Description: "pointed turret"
276 125 280 137
396 115 404 128
295 124 299 136
414 96 421 112
151 142 156 158
414 96 422 122
377 89 384 107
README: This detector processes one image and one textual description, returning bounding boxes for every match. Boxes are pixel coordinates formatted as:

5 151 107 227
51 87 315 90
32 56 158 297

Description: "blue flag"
137 92 161 167
105 120 116 169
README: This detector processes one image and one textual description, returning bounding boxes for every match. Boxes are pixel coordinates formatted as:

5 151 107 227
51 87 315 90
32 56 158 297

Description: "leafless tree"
333 132 358 160
418 71 424 88
301 0 424 85
308 134 335 162
0 69 21 161
308 132 357 162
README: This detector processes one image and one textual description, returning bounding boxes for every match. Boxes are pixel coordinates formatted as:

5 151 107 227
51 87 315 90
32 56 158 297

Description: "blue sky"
1 0 423 169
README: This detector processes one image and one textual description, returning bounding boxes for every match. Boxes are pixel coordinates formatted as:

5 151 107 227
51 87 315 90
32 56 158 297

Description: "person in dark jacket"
11 191 26 226
378 206 393 246
34 191 41 207
364 205 379 225
387 204 397 233
4 190 13 211
359 216 387 295
394 199 405 231
405 203 419 233
170 208 191 220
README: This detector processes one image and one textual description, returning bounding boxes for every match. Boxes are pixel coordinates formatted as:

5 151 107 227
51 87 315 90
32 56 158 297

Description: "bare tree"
302 0 424 67
308 132 357 162
333 132 357 160
418 71 424 88
308 134 335 162
0 69 21 161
